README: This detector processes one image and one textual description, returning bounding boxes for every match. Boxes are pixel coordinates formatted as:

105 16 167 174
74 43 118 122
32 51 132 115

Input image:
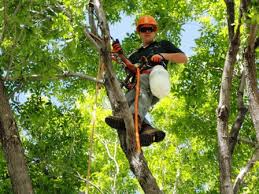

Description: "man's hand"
151 54 164 63
112 39 123 54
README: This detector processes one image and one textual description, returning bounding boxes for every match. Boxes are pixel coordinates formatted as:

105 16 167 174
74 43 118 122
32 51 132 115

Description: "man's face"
138 25 156 45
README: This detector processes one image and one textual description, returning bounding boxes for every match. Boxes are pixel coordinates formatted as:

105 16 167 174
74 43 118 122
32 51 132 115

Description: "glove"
151 54 164 63
112 39 123 54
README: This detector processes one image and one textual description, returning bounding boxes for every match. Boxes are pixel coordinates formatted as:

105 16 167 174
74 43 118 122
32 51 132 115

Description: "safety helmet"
136 15 158 32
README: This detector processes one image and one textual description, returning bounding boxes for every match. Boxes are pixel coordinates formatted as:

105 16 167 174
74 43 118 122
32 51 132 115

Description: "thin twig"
84 27 101 51
233 147 259 193
238 137 256 147
229 70 248 155
173 169 181 194
76 172 105 194
4 71 104 84
88 1 98 34
14 0 22 15
0 0 8 43
99 138 119 193
89 32 103 43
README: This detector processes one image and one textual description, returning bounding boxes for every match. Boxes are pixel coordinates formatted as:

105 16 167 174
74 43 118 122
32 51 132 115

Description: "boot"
105 114 141 130
140 123 166 147
105 115 165 147
105 115 125 130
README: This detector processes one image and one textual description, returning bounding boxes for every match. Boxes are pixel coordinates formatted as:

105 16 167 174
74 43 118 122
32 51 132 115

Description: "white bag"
149 65 171 99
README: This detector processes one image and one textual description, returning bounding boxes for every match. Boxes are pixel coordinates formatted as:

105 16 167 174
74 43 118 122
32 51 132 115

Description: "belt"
141 69 152 74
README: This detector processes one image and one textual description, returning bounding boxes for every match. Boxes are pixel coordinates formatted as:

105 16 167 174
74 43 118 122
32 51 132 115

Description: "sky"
109 14 201 56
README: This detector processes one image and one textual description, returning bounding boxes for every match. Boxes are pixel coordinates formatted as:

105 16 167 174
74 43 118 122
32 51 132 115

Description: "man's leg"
105 86 136 130
105 74 165 146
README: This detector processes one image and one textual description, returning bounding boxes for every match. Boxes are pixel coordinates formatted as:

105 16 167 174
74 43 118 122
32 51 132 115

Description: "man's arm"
160 52 188 64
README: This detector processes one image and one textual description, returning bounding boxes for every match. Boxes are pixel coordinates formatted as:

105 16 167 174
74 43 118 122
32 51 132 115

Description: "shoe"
105 116 125 130
105 115 165 147
105 114 141 130
140 124 165 147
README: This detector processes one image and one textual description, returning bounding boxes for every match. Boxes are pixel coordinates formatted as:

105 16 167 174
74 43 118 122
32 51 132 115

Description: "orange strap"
134 67 141 152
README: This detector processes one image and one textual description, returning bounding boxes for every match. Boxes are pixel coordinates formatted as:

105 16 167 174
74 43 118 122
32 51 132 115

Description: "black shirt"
128 40 183 66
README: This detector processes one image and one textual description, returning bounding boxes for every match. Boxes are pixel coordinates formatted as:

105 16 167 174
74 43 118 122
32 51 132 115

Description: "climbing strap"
134 67 141 153
111 38 142 152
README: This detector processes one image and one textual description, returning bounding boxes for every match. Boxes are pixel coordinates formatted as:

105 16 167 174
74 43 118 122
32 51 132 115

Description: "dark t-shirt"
128 40 183 66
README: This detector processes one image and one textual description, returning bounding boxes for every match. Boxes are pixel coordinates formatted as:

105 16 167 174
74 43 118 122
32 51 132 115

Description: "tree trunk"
216 1 244 193
233 148 259 193
229 71 248 155
86 1 163 193
233 24 259 193
103 50 163 193
243 24 259 140
0 79 33 194
216 47 236 194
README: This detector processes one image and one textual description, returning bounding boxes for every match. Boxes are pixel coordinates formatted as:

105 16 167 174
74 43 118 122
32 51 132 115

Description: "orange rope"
134 67 141 152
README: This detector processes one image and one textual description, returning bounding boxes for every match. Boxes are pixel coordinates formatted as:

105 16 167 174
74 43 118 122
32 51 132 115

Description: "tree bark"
229 71 248 155
216 1 244 193
232 24 259 193
243 24 259 141
0 79 33 194
233 148 259 193
216 43 238 194
224 0 235 40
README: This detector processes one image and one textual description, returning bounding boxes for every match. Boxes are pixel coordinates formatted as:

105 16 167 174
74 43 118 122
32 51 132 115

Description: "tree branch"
224 0 235 40
84 1 104 50
84 27 102 51
234 6 259 192
13 0 22 16
173 169 181 194
3 71 104 84
99 138 119 192
238 137 256 147
76 172 106 194
88 1 98 35
229 70 248 155
233 147 259 193
216 1 246 193
0 79 33 193
243 24 259 141
0 0 8 43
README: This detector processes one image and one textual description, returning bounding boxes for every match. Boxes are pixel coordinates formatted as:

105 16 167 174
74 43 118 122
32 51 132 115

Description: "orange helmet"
136 15 158 32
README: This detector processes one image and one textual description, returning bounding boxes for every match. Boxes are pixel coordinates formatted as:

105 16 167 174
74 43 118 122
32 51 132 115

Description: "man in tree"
105 15 187 146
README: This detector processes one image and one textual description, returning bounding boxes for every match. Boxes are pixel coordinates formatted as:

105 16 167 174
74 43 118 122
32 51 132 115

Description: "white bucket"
149 65 171 99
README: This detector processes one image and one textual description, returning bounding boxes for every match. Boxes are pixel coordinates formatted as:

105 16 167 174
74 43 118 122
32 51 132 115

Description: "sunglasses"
139 27 155 33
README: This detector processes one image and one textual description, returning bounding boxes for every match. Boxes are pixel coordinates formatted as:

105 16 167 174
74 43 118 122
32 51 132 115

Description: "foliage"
0 0 258 193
